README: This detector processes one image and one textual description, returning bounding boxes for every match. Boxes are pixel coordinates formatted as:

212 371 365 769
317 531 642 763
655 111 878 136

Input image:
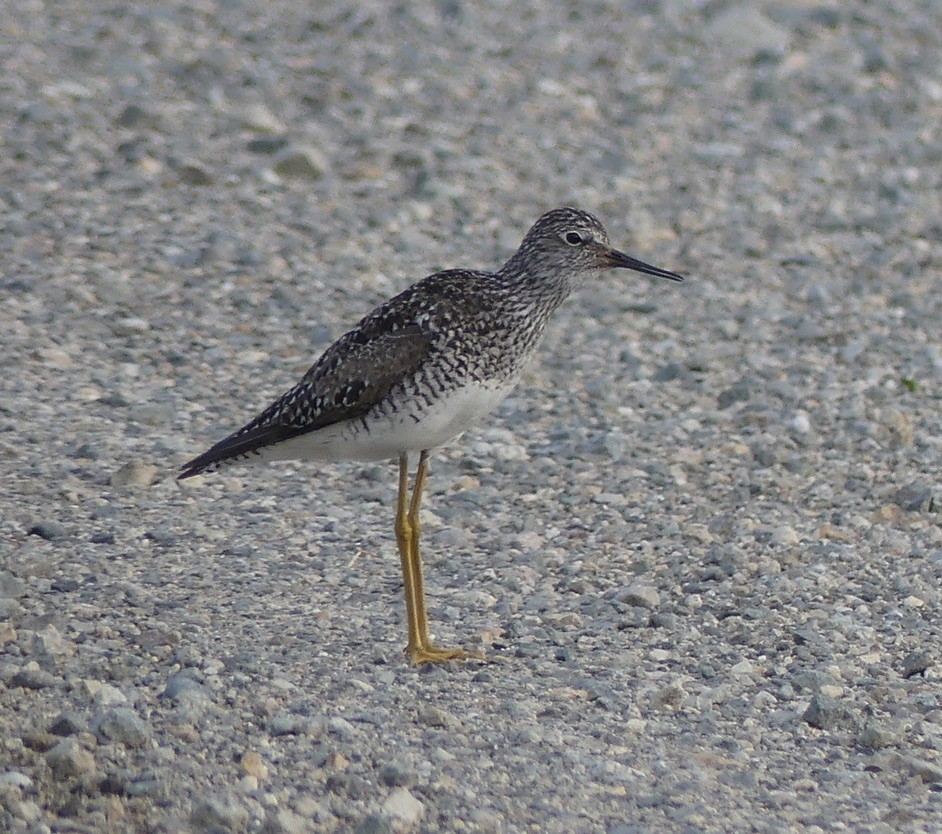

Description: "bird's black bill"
607 249 684 282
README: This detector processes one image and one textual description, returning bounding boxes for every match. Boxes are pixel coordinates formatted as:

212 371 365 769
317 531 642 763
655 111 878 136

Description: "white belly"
258 379 517 463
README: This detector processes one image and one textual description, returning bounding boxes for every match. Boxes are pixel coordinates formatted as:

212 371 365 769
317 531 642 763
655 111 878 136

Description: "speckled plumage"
179 208 683 478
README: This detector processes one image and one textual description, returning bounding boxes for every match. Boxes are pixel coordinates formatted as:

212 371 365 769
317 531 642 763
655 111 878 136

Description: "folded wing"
178 323 432 478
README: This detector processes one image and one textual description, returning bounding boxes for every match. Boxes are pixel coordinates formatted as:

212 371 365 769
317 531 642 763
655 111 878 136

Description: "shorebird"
179 207 683 663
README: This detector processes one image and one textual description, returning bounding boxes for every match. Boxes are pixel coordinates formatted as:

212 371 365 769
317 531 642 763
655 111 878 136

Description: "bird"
178 207 684 664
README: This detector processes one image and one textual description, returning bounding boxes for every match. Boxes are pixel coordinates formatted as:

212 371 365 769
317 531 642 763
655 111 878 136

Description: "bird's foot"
407 643 486 665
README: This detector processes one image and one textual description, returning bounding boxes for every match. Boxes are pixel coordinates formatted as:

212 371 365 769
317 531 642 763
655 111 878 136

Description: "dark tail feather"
178 424 293 479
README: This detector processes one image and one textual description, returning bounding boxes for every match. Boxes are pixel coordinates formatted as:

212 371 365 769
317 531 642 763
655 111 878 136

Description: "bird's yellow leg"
395 454 424 659
405 450 485 664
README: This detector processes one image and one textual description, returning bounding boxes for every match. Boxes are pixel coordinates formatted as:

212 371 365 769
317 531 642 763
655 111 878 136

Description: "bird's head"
509 207 684 284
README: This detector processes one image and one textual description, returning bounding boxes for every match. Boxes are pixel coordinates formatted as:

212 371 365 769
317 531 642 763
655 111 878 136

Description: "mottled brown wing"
178 324 433 477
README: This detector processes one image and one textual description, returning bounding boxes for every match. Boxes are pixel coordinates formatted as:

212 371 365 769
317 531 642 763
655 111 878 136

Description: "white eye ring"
563 231 584 246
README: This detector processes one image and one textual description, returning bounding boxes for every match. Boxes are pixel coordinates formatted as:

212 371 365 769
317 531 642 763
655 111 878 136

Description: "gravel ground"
2 1 941 832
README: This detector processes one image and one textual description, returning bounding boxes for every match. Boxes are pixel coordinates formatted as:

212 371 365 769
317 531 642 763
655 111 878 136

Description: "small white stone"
382 787 424 825
754 691 777 708
730 659 754 676
238 103 285 134
450 589 497 608
42 80 93 100
16 799 42 823
110 461 159 488
619 583 660 610
537 78 568 96
38 347 73 369
79 679 128 706
30 625 75 657
789 412 812 433
771 526 800 546
263 809 307 834
0 771 33 790
113 317 151 335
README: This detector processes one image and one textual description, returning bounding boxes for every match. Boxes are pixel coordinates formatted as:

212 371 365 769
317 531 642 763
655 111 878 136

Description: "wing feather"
178 323 432 478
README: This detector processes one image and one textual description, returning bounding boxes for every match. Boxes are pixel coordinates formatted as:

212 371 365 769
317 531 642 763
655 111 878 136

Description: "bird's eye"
563 231 584 246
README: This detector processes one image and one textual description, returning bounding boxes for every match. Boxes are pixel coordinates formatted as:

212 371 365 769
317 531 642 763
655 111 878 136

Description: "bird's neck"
498 262 575 319
498 252 575 313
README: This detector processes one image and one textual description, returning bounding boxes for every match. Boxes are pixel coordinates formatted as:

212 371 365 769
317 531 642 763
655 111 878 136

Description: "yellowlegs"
179 208 684 664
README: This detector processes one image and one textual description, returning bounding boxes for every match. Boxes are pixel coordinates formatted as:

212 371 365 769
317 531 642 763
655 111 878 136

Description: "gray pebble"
616 583 660 610
267 713 306 736
93 708 151 749
190 794 249 833
126 773 163 797
247 136 289 155
144 528 177 546
235 103 285 134
0 771 33 790
178 162 214 186
0 571 26 597
379 761 417 787
84 680 129 707
354 814 393 834
416 706 454 729
770 525 799 546
273 147 329 180
11 667 60 690
162 671 206 700
114 103 157 129
48 712 85 736
327 716 357 739
893 483 938 513
856 720 902 750
45 739 96 778
717 382 751 409
650 612 677 630
900 650 932 679
653 361 690 382
28 625 74 656
908 759 942 785
261 809 308 834
802 693 858 731
110 461 160 488
382 787 424 826
706 5 789 59
28 521 66 540
618 607 652 630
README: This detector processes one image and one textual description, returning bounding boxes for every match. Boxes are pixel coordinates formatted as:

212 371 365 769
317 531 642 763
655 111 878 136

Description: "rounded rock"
382 787 424 826
617 584 660 610
93 708 151 749
110 462 160 488
45 739 97 778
